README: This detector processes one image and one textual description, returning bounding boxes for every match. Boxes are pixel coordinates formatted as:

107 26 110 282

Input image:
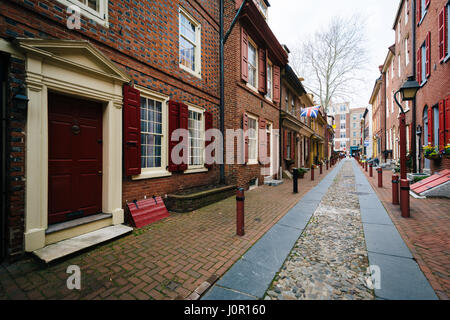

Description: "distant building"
328 102 351 153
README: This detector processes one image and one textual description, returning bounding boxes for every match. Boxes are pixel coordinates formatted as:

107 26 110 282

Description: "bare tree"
291 15 369 112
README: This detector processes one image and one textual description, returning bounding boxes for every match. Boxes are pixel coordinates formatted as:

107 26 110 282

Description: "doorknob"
98 171 103 174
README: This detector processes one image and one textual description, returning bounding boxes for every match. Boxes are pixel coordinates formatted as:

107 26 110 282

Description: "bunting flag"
301 106 320 118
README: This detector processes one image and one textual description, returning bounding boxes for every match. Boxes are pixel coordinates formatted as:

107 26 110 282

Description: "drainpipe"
279 81 283 179
411 0 418 173
0 58 6 262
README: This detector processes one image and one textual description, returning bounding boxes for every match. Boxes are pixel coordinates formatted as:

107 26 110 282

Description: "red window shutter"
258 118 267 162
178 103 189 171
439 99 445 149
428 106 433 145
283 130 288 159
204 111 213 169
273 65 280 103
243 113 249 164
446 95 450 145
258 48 267 94
123 85 141 176
417 47 422 84
291 132 295 160
168 101 180 172
416 0 422 24
439 8 446 61
241 28 249 82
426 32 431 78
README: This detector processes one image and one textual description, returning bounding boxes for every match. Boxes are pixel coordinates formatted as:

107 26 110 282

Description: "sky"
267 0 401 109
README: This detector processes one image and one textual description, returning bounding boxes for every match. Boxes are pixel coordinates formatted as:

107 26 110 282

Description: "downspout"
0 58 7 262
411 0 418 173
279 78 283 179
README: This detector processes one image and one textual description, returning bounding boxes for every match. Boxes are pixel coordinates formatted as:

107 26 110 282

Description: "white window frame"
405 38 409 65
179 7 202 78
247 114 259 165
256 0 268 20
247 37 258 92
56 0 109 27
132 86 171 180
421 42 427 84
186 104 206 172
405 0 408 24
266 60 273 100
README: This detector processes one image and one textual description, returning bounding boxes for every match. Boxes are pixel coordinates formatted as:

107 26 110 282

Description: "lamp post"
393 76 420 218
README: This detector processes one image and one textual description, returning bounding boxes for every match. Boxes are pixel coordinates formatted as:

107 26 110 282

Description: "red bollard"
400 179 410 218
236 188 245 236
311 165 315 181
320 163 323 175
369 164 373 177
392 174 399 205
365 162 368 172
377 168 383 188
326 161 329 171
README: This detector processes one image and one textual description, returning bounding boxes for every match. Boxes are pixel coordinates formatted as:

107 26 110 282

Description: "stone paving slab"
202 286 257 300
214 258 277 298
241 224 303 272
360 207 394 226
202 161 345 300
368 252 438 300
362 223 413 258
352 159 438 300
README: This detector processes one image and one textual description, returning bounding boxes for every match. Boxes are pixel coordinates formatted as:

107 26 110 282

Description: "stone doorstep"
33 225 133 263
46 213 113 235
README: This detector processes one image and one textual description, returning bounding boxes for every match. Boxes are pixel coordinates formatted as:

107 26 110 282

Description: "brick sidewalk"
357 164 450 300
0 165 336 300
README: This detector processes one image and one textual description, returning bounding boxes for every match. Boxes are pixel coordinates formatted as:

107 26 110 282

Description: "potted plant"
423 144 441 160
442 144 450 158
297 168 308 179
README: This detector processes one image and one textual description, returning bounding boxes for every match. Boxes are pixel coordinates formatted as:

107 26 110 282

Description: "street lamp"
393 76 420 218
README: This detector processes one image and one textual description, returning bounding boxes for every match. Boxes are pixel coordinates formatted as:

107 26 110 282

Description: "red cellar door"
48 92 103 224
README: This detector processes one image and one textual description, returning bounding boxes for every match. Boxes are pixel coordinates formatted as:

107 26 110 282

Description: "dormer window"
254 0 268 20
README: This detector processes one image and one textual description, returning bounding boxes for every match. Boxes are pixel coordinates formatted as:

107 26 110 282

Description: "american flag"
300 106 320 118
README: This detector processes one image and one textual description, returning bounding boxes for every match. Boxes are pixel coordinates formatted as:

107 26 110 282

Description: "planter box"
166 185 237 213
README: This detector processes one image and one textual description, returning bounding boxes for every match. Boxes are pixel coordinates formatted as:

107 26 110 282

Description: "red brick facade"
0 0 225 259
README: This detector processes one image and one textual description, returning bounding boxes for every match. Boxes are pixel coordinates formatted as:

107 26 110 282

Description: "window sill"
443 54 450 64
184 167 208 174
246 82 259 94
132 170 172 181
179 64 202 79
247 160 258 165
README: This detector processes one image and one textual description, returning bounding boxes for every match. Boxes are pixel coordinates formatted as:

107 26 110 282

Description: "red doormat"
127 197 170 228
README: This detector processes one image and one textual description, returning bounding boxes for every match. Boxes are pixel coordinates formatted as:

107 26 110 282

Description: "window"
266 62 273 99
285 91 289 111
248 40 257 89
420 0 427 22
287 132 292 159
353 123 356 129
405 0 408 24
340 133 346 139
57 0 108 25
179 8 201 77
256 0 268 19
248 115 258 163
353 132 356 138
405 38 409 65
291 96 295 114
421 43 426 83
188 107 204 167
340 105 346 112
141 97 163 170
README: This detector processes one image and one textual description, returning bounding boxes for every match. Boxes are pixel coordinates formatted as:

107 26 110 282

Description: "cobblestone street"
265 161 375 300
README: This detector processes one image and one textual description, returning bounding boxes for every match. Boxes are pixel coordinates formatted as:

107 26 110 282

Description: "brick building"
349 107 365 156
0 0 223 260
414 0 450 173
328 102 351 154
280 62 315 173
369 76 386 160
223 0 288 189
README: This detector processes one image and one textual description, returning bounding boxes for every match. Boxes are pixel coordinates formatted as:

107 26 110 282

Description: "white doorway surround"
18 39 131 252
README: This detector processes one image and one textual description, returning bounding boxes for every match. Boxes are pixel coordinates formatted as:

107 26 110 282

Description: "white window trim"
132 86 171 181
246 37 259 93
179 7 202 78
186 104 205 170
56 0 109 27
405 38 409 65
265 60 273 101
247 113 259 165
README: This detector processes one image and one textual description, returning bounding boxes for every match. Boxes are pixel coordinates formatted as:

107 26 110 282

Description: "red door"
48 93 103 224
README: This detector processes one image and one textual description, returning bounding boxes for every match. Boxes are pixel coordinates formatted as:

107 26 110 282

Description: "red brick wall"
1 54 27 260
415 0 450 173
0 0 225 258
